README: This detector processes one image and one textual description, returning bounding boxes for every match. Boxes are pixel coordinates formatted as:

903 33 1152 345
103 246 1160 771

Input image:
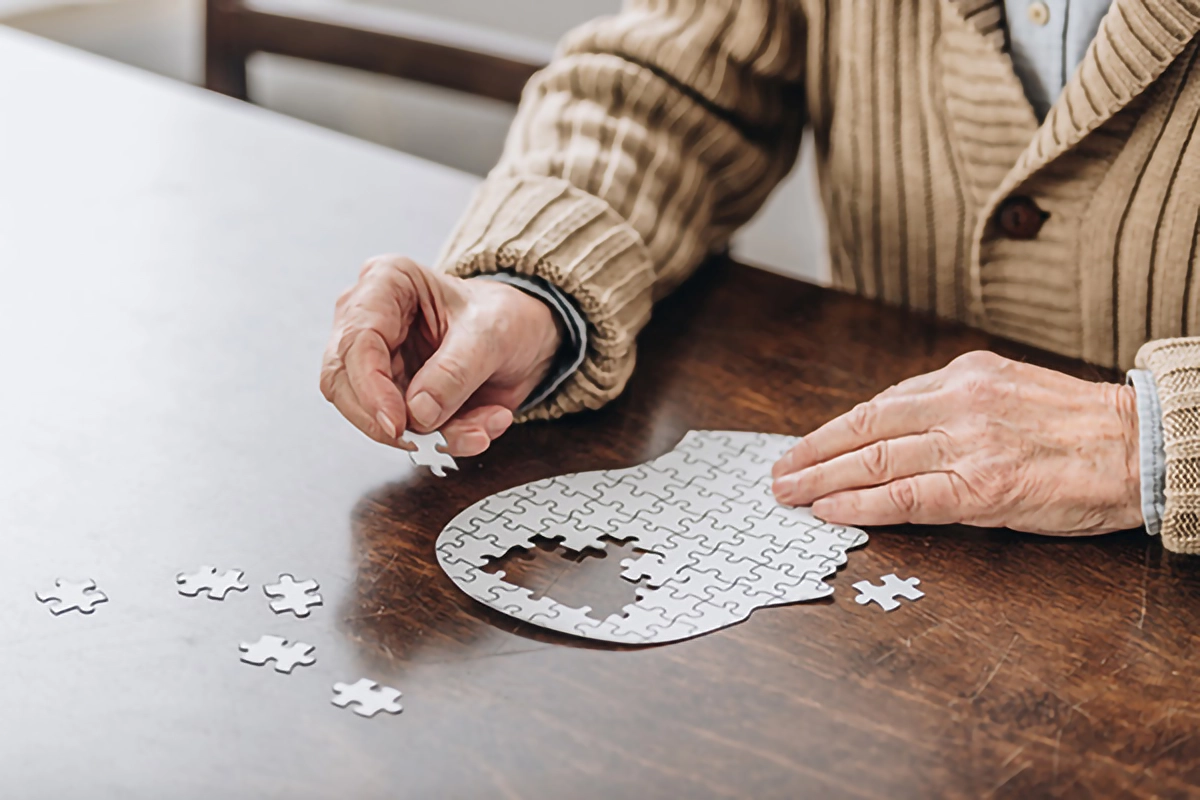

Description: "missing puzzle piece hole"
479 534 643 620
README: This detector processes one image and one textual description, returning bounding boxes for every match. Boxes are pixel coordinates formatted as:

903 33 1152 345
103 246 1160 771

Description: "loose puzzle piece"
401 430 457 477
176 567 248 600
263 574 323 617
436 431 870 645
331 678 403 718
239 635 317 673
853 573 924 612
35 578 108 615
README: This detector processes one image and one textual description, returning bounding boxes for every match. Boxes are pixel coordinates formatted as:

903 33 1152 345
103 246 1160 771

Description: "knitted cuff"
1135 337 1200 554
437 175 656 420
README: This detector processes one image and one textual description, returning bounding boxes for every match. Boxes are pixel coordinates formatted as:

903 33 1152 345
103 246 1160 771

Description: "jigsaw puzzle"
176 567 249 600
853 574 924 611
331 678 403 718
401 430 457 477
239 635 317 673
35 578 108 615
263 574 323 617
436 431 868 644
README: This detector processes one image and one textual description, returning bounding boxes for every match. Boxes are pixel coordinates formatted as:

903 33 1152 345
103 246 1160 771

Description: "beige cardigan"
437 0 1200 552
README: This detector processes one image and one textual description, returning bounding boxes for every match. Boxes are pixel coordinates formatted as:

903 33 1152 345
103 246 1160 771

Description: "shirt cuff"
1128 369 1167 536
472 273 589 414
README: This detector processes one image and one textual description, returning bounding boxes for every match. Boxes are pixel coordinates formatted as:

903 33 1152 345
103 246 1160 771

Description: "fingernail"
484 411 510 439
772 477 795 504
408 392 441 429
375 411 397 440
812 498 836 519
772 453 792 478
460 431 490 456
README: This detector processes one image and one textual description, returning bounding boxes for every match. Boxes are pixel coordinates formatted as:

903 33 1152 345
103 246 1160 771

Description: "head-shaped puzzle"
436 431 868 644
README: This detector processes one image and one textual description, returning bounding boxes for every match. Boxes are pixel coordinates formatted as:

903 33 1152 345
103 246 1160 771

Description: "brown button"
1027 1 1051 26
994 196 1048 240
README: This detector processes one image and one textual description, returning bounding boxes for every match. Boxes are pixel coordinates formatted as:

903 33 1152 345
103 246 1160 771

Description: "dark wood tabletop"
5 26 1200 800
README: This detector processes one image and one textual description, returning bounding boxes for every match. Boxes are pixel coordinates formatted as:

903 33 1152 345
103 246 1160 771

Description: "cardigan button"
995 196 1048 240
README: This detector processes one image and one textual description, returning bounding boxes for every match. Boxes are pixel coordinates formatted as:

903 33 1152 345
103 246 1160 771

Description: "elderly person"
321 0 1200 553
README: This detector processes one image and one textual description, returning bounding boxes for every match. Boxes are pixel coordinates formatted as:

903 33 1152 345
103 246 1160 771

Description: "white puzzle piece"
436 431 869 645
331 679 403 718
176 566 249 600
853 574 924 611
263 574 323 617
239 635 317 673
35 578 108 615
401 431 457 477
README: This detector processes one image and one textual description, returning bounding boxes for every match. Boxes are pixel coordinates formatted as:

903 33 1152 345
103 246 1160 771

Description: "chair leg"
205 0 250 100
205 46 249 100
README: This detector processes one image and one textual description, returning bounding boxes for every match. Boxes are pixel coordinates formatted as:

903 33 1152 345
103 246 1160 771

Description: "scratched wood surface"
5 27 1200 800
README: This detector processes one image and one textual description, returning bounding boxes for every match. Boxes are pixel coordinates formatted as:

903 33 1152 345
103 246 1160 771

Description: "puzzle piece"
401 430 457 477
331 678 403 718
263 574 323 617
239 635 317 673
435 431 868 644
35 578 108 615
176 567 248 600
853 574 924 611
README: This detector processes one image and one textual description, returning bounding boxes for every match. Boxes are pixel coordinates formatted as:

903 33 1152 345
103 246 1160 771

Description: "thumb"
405 326 496 432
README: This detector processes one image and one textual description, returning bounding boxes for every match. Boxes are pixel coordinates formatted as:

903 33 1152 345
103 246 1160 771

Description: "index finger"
343 328 408 442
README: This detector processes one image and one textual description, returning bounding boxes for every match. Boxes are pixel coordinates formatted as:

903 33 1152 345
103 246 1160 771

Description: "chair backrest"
205 0 552 104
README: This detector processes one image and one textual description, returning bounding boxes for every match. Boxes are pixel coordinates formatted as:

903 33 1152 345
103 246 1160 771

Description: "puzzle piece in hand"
853 574 924 611
401 430 457 477
239 635 316 673
176 566 248 600
263 574 323 617
331 678 403 718
36 578 108 615
436 431 869 645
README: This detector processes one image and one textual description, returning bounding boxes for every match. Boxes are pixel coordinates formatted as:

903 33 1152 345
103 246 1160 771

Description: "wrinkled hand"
771 351 1143 535
321 256 562 456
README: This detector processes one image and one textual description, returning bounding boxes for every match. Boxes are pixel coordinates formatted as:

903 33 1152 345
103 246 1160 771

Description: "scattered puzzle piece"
331 678 403 718
401 430 457 477
239 635 316 673
263 574 323 617
853 574 924 612
35 578 108 615
176 567 248 600
435 431 869 644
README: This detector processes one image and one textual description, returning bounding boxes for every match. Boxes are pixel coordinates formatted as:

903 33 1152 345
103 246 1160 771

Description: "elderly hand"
321 256 562 456
771 351 1143 535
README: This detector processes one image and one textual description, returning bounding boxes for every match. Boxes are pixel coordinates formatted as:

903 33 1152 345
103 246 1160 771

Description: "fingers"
405 326 498 432
319 368 401 446
773 433 948 506
343 328 409 442
322 256 446 445
812 471 970 527
440 405 514 457
772 392 951 478
873 369 946 400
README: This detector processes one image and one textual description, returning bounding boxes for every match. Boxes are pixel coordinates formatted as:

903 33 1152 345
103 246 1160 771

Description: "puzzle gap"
479 534 644 621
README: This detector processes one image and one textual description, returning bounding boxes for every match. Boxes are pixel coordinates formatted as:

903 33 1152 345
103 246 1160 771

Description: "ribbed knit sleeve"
1136 338 1200 554
436 0 808 419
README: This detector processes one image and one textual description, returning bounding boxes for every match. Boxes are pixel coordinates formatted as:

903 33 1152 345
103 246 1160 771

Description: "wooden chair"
204 0 552 105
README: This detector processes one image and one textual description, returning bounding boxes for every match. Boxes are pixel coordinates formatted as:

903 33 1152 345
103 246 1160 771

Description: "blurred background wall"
2 0 828 282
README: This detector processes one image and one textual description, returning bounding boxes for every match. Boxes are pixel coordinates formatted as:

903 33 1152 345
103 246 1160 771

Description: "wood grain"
348 259 1200 798
5 28 1200 799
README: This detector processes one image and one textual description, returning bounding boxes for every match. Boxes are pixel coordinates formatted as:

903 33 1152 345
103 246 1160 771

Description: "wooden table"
3 27 1199 800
